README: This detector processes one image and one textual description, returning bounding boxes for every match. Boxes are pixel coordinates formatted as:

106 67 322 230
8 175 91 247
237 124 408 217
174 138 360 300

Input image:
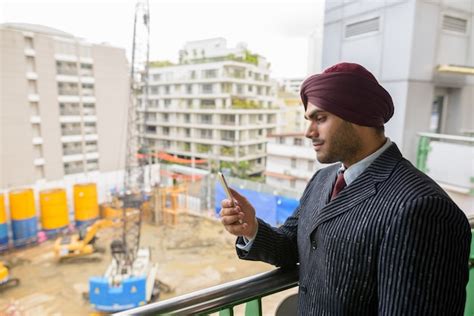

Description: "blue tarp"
215 183 299 226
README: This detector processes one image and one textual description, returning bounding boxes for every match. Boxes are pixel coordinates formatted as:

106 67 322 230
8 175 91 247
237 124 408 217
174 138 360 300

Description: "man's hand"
219 188 258 240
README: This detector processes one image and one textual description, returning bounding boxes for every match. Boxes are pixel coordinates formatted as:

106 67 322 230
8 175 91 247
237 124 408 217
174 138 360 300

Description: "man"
220 62 471 315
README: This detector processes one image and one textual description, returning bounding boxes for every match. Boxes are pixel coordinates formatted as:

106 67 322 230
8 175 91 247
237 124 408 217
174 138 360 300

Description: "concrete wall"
322 0 473 163
35 33 64 181
0 28 36 188
92 45 128 172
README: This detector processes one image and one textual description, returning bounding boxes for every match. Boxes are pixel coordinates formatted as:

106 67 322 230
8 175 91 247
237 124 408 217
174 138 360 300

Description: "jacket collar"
308 143 403 235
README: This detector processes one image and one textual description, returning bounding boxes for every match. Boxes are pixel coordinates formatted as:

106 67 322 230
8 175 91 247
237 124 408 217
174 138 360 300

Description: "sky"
1 0 325 78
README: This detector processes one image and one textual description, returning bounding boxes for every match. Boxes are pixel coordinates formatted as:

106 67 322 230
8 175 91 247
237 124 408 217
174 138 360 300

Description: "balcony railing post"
416 135 430 172
218 307 234 316
245 298 262 316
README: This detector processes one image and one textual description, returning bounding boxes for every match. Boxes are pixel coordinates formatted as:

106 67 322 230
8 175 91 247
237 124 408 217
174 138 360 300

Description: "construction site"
0 180 296 315
0 2 300 313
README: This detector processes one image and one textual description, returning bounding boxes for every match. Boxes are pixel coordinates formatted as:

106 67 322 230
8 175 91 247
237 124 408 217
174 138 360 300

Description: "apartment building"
279 78 304 95
274 88 307 134
140 38 279 176
0 23 128 189
265 132 327 191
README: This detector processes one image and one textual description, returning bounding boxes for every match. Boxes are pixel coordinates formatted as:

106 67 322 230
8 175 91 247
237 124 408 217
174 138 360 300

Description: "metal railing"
416 132 474 195
115 267 299 315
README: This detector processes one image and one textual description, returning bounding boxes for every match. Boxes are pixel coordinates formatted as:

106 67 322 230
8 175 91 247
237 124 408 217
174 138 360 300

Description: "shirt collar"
338 138 392 186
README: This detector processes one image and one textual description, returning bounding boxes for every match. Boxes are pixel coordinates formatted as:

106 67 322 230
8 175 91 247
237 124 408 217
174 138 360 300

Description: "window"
200 114 212 124
185 128 191 137
150 86 158 94
186 84 193 94
146 126 156 133
184 114 190 123
307 160 314 172
28 80 37 94
200 129 212 139
221 115 235 125
222 130 235 141
345 17 380 38
26 56 36 72
291 158 297 168
153 74 161 81
202 84 214 94
24 36 34 49
442 15 468 33
82 83 94 96
56 61 77 75
164 85 170 94
86 159 99 171
163 127 170 135
202 69 218 78
290 179 296 189
164 99 171 107
201 99 215 106
278 137 285 144
294 138 303 146
83 103 96 115
163 113 169 121
80 63 93 76
58 82 79 95
30 102 40 116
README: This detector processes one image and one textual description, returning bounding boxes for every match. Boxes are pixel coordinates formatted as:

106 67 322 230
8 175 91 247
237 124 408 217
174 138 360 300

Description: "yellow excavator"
54 219 120 260
0 261 20 291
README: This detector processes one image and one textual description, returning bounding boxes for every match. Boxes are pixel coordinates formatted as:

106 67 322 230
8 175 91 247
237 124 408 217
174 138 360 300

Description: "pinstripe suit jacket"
237 143 471 315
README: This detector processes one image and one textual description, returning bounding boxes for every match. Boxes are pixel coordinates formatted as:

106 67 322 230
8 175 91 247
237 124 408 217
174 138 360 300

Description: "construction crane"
88 0 159 312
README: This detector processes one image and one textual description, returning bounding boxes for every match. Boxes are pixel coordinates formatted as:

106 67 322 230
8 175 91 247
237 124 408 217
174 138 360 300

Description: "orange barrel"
9 188 37 247
39 188 69 236
73 183 99 228
0 194 8 250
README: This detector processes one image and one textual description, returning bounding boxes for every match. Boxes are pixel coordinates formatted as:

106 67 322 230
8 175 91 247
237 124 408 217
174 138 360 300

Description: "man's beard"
316 122 362 164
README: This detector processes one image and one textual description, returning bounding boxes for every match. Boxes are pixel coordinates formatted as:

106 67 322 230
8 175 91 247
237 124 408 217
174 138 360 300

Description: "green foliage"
149 60 175 67
196 144 211 153
231 98 262 109
220 146 235 156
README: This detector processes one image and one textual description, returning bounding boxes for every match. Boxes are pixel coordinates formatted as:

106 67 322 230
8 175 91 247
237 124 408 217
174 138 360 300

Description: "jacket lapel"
308 143 403 235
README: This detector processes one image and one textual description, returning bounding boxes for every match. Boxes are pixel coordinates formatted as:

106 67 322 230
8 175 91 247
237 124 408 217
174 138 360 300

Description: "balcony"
417 133 473 190
60 108 81 116
61 129 82 136
63 148 83 156
417 132 474 211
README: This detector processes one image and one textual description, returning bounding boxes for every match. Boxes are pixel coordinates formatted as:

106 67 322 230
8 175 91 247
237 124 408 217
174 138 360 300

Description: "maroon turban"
300 62 394 127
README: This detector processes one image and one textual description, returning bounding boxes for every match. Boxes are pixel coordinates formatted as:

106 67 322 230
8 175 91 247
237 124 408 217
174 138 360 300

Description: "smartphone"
217 172 242 223
217 171 234 204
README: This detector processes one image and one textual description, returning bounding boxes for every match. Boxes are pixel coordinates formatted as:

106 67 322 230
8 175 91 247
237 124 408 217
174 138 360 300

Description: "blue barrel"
9 189 38 247
11 217 38 247
0 223 8 251
0 193 8 250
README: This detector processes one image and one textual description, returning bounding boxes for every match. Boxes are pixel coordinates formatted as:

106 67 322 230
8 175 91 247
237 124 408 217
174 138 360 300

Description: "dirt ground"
0 213 297 315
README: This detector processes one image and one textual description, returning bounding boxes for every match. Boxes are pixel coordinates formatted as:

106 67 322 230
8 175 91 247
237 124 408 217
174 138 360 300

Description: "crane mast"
113 0 151 276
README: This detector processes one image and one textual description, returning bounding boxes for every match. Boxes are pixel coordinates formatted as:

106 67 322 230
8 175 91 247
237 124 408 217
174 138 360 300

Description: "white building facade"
140 38 279 176
0 23 128 189
265 132 328 191
320 0 474 213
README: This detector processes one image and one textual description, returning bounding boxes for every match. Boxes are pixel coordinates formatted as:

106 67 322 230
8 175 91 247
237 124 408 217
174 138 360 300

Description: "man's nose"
305 122 318 139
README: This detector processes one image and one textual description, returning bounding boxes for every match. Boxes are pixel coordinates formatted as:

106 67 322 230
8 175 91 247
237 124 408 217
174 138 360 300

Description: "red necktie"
331 171 346 200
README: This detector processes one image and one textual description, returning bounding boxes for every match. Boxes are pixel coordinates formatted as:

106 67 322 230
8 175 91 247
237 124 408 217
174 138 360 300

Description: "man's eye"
316 116 326 123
